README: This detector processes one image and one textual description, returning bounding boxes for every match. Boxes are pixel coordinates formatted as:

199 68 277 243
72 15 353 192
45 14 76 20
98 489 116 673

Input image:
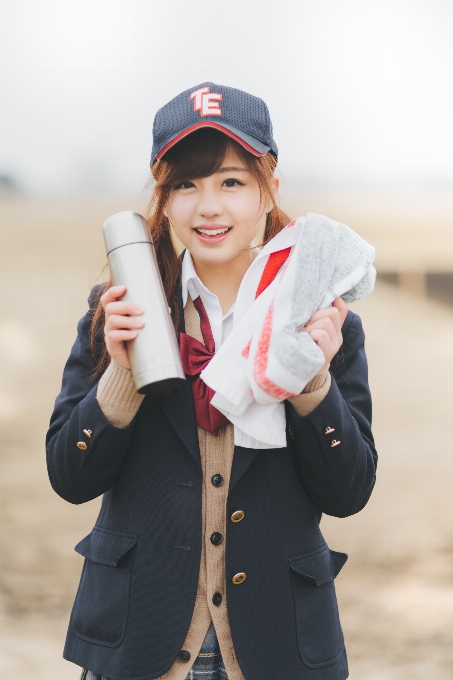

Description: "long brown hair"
90 128 291 379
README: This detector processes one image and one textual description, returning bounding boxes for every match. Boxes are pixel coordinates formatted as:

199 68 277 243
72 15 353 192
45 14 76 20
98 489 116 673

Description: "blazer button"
210 532 223 546
77 442 87 450
212 592 223 606
211 474 224 487
231 510 244 523
179 650 191 663
232 572 246 585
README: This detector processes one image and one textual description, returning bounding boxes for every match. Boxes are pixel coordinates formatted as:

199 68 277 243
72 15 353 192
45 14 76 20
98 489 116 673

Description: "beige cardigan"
96 297 331 679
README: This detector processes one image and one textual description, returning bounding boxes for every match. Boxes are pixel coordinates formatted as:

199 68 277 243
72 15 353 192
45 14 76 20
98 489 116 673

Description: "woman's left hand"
299 297 349 373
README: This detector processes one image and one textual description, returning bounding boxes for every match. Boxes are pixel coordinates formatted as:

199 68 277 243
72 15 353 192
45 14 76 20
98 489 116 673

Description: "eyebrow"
217 166 250 173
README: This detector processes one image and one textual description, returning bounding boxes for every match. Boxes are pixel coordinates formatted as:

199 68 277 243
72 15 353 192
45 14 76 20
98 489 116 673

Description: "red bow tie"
179 296 230 436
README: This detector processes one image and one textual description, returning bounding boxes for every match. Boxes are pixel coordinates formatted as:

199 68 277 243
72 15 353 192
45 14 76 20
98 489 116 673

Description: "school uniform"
46 251 377 680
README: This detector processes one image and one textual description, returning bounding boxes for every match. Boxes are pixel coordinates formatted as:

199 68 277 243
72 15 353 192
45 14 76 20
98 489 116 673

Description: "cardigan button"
210 532 223 546
212 592 223 606
211 474 224 487
179 650 191 663
231 510 244 523
232 572 246 585
77 442 87 450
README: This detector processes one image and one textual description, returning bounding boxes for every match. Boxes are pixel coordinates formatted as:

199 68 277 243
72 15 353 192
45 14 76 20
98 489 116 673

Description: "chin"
187 232 255 265
195 249 233 265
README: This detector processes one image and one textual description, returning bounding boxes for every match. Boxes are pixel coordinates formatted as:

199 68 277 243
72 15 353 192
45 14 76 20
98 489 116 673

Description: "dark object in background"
426 273 453 306
378 272 453 306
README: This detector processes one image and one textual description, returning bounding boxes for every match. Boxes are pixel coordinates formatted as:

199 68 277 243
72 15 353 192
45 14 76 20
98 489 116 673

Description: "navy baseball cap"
151 82 278 165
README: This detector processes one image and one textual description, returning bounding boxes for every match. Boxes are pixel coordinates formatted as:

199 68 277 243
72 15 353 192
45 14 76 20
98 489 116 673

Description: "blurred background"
1 1 452 678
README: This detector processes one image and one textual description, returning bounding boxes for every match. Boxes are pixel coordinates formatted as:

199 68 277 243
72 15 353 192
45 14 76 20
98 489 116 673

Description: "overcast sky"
0 0 452 193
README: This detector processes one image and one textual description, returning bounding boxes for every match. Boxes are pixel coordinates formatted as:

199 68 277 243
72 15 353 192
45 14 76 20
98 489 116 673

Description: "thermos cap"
103 211 151 255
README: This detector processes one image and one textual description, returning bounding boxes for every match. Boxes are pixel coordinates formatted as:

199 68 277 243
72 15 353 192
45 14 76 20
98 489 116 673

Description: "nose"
196 187 223 219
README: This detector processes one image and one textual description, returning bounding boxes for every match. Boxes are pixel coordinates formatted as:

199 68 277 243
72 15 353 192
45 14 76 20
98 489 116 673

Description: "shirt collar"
181 246 260 318
181 249 201 307
182 249 238 322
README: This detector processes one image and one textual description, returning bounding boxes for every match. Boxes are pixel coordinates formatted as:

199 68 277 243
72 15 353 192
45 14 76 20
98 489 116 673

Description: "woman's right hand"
100 285 144 370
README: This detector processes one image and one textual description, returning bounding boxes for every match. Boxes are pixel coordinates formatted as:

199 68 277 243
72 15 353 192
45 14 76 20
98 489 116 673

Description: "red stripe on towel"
253 301 295 401
255 247 292 299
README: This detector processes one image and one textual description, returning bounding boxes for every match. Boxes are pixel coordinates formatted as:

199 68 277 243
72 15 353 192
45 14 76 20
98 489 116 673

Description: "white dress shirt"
181 250 236 352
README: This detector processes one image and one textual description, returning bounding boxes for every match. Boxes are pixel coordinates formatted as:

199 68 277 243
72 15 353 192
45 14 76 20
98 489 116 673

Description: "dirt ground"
1 196 452 679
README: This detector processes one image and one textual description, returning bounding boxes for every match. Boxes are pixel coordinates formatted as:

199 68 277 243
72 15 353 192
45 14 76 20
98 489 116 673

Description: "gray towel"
276 212 376 383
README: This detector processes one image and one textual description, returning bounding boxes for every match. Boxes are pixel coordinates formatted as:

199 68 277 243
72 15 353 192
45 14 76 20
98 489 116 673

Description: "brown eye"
223 178 244 188
174 180 195 190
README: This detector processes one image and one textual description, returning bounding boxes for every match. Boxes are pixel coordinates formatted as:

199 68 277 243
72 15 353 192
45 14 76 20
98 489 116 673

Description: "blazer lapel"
159 278 200 466
159 381 200 466
229 446 259 492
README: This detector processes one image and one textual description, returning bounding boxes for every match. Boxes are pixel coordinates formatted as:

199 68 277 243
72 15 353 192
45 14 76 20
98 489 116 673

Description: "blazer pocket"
69 527 137 647
289 544 348 669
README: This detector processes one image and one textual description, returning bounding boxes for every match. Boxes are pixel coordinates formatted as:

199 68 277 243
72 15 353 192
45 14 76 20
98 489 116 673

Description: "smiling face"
165 148 274 267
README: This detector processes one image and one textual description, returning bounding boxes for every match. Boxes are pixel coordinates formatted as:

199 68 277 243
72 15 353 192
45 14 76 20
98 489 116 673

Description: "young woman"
46 83 377 680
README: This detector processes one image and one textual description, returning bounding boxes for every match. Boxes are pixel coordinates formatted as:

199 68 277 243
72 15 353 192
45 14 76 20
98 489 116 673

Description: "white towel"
201 214 376 449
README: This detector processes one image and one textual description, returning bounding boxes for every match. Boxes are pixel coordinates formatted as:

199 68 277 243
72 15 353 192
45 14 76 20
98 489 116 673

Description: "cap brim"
154 122 270 163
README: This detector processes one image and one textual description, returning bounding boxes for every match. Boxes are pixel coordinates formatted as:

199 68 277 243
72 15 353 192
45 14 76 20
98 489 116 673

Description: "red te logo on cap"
190 87 222 117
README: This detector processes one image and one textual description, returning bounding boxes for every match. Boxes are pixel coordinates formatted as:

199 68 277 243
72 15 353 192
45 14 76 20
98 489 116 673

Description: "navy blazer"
46 287 377 680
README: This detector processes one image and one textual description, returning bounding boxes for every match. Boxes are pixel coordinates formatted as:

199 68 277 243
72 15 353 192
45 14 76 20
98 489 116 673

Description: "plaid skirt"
80 622 228 680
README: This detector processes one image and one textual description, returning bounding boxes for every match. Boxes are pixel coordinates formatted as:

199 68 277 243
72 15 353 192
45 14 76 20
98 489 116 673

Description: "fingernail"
134 306 144 313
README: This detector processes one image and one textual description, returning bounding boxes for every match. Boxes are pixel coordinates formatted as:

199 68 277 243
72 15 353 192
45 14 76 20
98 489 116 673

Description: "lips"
194 226 232 237
193 225 233 243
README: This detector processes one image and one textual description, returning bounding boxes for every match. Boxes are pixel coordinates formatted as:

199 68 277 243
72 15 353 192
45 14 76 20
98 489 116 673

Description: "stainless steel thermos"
103 211 185 395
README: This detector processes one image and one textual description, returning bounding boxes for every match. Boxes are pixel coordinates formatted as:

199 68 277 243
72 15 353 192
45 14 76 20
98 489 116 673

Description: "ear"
264 176 279 214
